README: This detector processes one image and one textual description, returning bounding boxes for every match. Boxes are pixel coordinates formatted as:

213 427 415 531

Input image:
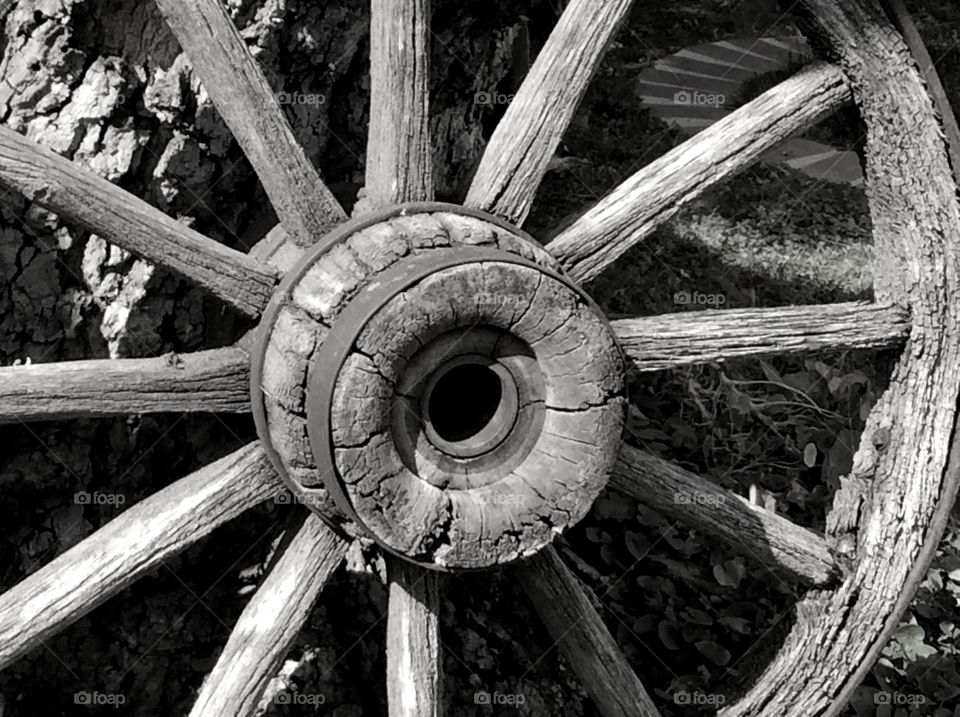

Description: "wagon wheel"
0 0 958 714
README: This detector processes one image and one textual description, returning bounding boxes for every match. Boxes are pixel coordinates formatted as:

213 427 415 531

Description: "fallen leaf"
695 640 731 666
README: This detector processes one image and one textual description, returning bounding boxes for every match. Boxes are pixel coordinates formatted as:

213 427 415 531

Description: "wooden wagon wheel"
1 0 958 714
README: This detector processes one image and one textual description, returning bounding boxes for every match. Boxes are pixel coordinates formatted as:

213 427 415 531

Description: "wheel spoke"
546 63 851 283
189 512 348 716
154 0 347 244
464 0 635 224
0 126 277 316
0 442 281 669
612 301 909 373
386 559 441 717
363 0 433 210
0 346 250 423
611 443 840 585
515 547 661 717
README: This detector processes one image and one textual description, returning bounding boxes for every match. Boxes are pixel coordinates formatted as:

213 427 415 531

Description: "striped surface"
638 36 863 187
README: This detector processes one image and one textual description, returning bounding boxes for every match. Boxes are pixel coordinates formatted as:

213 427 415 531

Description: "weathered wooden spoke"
515 547 661 717
3 0 958 713
386 559 441 717
0 346 250 423
190 513 348 716
363 0 433 210
0 126 277 316
612 301 910 373
0 443 281 670
364 12 441 715
153 0 347 245
611 444 841 586
465 0 635 224
546 62 851 284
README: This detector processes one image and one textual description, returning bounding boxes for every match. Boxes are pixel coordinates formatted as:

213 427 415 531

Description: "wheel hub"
251 204 626 570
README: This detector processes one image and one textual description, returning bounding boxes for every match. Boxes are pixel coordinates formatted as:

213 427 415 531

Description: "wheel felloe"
251 203 626 571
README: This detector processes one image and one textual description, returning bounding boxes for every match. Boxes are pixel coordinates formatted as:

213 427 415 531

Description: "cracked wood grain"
386 559 441 717
329 245 623 567
611 301 910 372
154 0 347 246
546 62 851 284
189 512 348 717
256 211 564 532
881 0 960 183
0 125 278 316
259 209 623 569
0 346 251 423
465 0 635 225
0 442 283 670
515 546 661 717
363 0 433 211
715 2 960 712
611 443 841 586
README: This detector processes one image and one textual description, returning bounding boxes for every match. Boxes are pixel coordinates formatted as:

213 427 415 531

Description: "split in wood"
0 346 251 423
612 301 910 372
251 205 626 571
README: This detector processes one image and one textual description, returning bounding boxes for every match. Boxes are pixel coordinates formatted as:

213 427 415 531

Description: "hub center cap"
252 204 626 570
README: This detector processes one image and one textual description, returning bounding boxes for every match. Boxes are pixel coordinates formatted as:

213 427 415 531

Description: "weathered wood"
0 126 277 316
189 513 348 717
154 0 347 246
546 63 851 283
612 301 910 372
322 220 625 568
611 444 841 585
256 208 624 569
465 0 635 225
254 211 561 527
363 0 433 210
881 0 960 182
0 443 283 670
717 2 960 711
386 559 441 717
248 223 302 274
515 547 661 717
0 347 251 423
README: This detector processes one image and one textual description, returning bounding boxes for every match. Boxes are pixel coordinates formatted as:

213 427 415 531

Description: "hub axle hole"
420 356 519 458
427 363 503 442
